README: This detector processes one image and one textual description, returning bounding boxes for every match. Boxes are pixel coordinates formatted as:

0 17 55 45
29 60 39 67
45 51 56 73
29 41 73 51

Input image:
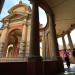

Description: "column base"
0 50 3 58
18 52 25 58
28 56 42 61
27 59 64 75
43 57 57 61
27 56 43 75
43 60 64 75
57 56 64 73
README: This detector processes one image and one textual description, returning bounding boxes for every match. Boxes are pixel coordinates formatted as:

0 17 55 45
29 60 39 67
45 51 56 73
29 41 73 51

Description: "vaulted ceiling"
45 0 75 36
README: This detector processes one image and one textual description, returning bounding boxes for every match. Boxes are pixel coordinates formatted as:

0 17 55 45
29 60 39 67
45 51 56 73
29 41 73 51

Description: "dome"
8 1 31 14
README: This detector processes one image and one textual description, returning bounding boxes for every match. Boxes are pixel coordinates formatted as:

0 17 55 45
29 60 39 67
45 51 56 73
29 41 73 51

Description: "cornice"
2 12 28 23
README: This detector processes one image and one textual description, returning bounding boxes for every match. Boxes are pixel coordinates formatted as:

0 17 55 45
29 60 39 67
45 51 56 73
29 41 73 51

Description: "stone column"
48 16 59 60
19 23 27 57
28 0 41 59
45 33 48 59
45 32 52 59
48 15 64 73
27 1 43 75
67 32 74 50
62 36 67 51
42 31 46 59
25 25 31 57
0 20 9 57
47 32 55 60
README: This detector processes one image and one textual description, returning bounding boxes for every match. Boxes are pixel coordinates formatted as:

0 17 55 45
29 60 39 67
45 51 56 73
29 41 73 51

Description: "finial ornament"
19 0 23 4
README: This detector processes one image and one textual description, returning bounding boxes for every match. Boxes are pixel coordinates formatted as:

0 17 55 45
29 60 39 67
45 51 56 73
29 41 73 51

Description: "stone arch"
37 0 57 58
6 26 23 57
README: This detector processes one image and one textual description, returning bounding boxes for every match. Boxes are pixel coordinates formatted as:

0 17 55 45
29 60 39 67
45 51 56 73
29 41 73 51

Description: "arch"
38 0 57 58
38 0 55 22
8 25 23 34
6 27 23 57
6 44 14 57
38 0 55 31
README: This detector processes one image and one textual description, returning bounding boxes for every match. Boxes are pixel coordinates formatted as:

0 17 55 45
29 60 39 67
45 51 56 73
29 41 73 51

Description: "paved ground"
58 62 75 75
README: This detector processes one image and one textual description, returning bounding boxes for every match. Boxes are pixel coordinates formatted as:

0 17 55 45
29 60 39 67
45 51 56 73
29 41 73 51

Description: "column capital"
4 19 10 28
22 23 28 27
23 19 28 26
4 19 10 24
29 0 39 4
67 31 70 35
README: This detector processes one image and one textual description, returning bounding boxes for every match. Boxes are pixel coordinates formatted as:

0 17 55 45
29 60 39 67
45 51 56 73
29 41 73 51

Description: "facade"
0 1 56 60
0 1 31 58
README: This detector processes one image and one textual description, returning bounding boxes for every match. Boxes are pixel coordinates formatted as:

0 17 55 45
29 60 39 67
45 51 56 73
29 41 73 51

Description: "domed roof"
8 1 31 14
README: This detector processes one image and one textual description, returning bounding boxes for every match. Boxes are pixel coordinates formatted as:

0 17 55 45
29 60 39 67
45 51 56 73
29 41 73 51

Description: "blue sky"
0 0 47 28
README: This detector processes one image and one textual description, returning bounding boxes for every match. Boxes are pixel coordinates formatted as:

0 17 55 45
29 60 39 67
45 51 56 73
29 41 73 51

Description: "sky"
0 0 47 28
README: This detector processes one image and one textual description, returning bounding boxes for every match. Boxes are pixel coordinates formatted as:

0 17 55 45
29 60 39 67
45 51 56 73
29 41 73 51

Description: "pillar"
48 14 64 73
62 36 68 61
42 31 46 59
45 32 52 59
25 24 31 57
28 0 41 59
62 36 67 51
0 19 9 57
67 32 74 50
27 0 43 75
45 33 49 59
47 32 55 60
48 16 58 60
19 23 27 57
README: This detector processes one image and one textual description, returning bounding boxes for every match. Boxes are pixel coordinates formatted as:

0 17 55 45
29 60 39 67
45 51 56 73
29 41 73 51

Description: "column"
42 31 46 59
48 14 64 73
0 20 9 57
19 23 27 57
67 33 74 50
47 32 55 60
45 33 49 59
45 32 52 59
27 1 43 75
25 25 31 57
48 16 59 60
62 36 67 51
28 0 41 59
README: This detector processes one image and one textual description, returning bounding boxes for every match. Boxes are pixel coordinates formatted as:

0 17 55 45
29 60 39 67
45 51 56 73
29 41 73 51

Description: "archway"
6 29 22 57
